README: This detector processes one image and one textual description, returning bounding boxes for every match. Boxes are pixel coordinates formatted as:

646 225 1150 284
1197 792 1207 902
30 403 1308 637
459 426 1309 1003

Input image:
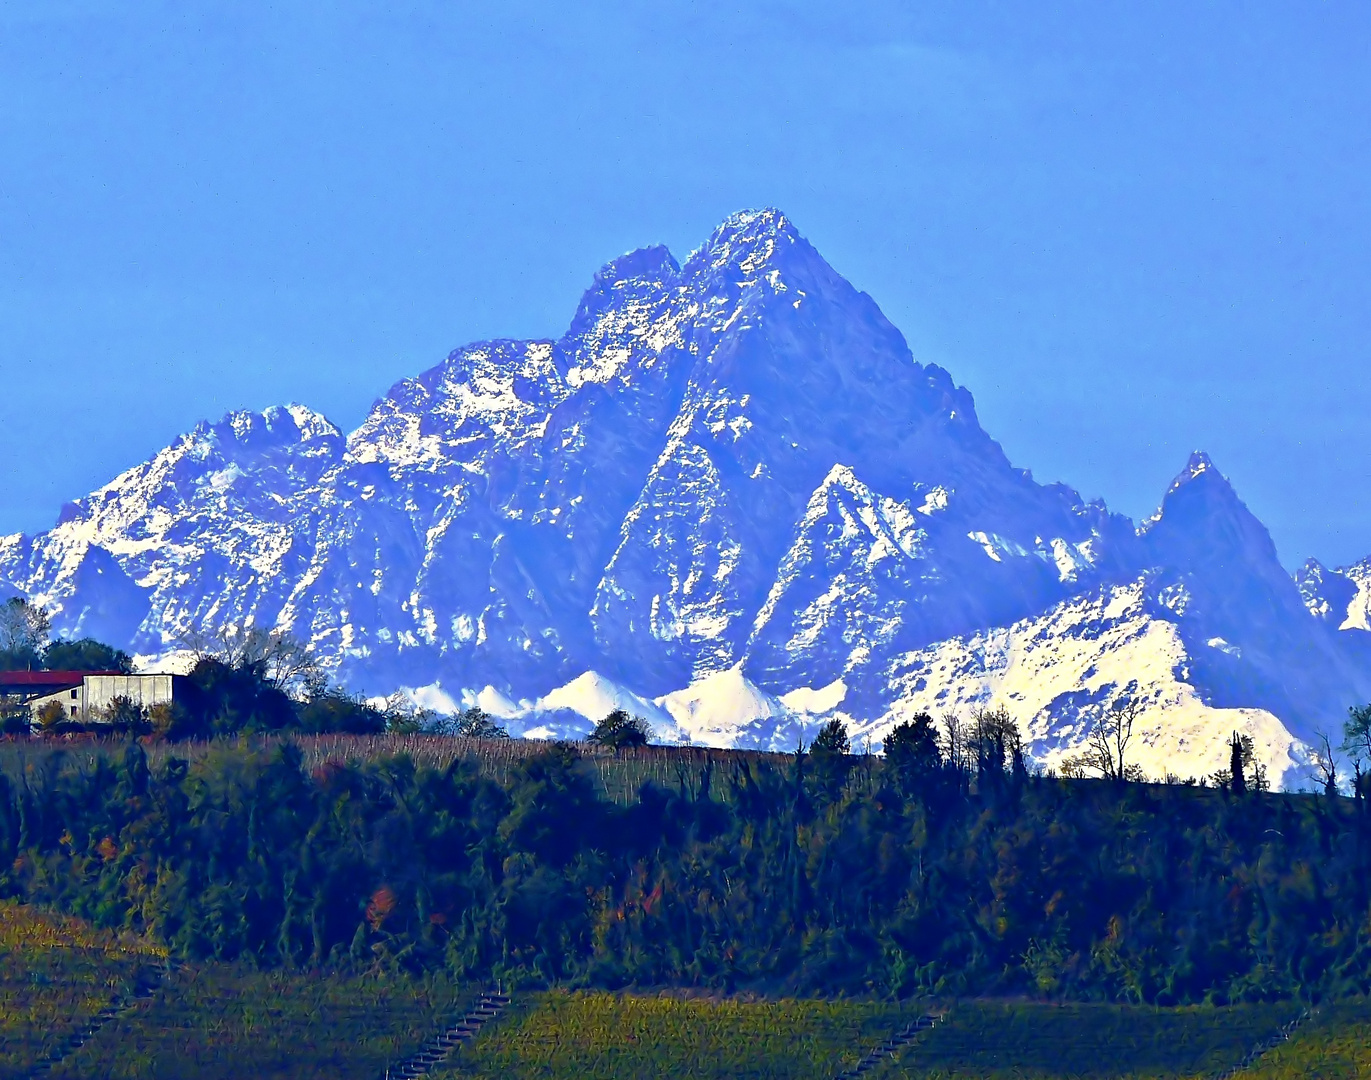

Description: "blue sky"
3 2 1369 568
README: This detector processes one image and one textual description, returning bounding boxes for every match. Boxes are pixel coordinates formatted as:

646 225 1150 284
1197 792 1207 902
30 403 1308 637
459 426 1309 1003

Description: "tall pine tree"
1230 731 1247 795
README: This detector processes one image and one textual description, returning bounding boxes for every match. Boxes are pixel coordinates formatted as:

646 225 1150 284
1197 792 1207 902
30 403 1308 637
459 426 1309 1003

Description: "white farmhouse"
21 672 183 723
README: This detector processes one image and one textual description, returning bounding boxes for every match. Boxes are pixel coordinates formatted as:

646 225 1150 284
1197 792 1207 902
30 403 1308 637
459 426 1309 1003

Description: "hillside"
4 741 1371 1078
5 901 1366 1079
6 736 1371 1003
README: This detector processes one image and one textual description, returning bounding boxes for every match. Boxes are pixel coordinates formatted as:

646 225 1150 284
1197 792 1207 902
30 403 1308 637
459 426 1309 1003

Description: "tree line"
4 710 1371 1005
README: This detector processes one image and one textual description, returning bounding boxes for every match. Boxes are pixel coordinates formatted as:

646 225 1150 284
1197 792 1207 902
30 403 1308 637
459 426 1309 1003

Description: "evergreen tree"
180 655 296 737
1230 731 1247 795
808 718 852 803
295 689 387 734
1343 704 1371 803
811 718 850 757
883 713 941 796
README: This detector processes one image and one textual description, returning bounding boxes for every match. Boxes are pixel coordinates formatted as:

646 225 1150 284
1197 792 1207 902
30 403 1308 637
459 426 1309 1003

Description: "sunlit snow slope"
2 210 1368 785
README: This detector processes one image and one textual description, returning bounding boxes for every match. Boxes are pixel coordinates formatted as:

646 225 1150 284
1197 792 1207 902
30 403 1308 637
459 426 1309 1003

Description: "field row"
0 734 762 806
430 994 1349 1080
4 902 1371 1079
0 901 164 1074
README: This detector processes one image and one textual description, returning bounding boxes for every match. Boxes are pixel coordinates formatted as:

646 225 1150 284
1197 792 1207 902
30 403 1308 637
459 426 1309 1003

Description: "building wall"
27 684 87 721
83 674 177 716
28 674 180 722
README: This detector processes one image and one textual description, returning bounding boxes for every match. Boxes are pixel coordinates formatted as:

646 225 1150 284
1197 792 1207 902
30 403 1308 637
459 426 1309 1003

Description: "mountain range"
4 209 1369 787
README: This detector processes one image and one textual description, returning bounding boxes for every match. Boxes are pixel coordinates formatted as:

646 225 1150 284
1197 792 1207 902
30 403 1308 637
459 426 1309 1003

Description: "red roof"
0 670 121 691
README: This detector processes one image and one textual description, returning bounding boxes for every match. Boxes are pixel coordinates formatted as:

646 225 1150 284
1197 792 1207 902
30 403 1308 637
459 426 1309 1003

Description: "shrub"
452 706 509 739
296 690 388 734
587 709 650 753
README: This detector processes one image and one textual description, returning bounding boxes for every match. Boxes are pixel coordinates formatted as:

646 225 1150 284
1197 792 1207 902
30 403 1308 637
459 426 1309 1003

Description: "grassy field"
882 1000 1305 1080
426 994 1330 1080
430 990 911 1080
43 964 474 1080
1226 999 1371 1079
0 901 164 1078
4 896 1368 1080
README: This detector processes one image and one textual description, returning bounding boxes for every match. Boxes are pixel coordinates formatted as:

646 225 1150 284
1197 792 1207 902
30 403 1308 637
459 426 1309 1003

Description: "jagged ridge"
2 210 1369 786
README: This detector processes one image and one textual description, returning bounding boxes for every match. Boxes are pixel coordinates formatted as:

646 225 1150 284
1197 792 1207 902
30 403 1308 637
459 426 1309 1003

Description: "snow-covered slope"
1346 562 1371 633
2 209 1368 784
861 577 1305 788
1300 557 1371 633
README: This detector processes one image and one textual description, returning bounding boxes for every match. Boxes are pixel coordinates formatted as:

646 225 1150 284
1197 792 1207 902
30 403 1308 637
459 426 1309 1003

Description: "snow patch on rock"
855 577 1304 789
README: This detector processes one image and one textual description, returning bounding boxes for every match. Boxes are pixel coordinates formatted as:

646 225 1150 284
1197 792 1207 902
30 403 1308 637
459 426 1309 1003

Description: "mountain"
3 209 1368 786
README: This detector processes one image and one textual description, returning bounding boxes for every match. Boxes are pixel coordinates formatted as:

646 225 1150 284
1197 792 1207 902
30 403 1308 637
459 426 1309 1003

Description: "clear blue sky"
3 2 1370 568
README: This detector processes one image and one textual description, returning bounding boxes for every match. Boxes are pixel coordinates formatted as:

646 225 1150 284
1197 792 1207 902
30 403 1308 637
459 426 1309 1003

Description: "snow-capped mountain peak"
1171 449 1220 489
3 210 1369 785
686 207 801 275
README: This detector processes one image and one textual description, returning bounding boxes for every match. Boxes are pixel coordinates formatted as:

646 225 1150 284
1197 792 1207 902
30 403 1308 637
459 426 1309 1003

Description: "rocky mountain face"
3 210 1368 786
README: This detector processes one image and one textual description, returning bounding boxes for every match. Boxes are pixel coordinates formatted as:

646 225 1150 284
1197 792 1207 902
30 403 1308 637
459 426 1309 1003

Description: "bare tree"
375 691 437 734
1309 730 1341 797
182 624 322 698
971 704 1022 781
0 597 51 668
1063 699 1142 782
940 711 969 775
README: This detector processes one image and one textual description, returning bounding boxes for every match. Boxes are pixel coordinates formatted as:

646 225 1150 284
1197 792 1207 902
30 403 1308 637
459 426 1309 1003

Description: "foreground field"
885 1000 1303 1079
43 964 473 1080
431 990 911 1080
0 901 163 1077
1226 1000 1371 1079
426 993 1326 1080
5 901 1371 1080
